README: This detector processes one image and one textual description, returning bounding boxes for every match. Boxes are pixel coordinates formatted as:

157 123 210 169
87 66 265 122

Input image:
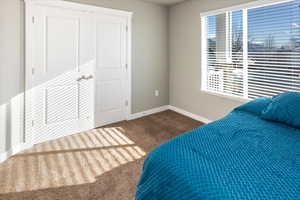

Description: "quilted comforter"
136 107 300 199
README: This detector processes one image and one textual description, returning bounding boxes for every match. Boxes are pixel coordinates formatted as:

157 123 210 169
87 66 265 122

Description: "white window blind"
201 0 300 99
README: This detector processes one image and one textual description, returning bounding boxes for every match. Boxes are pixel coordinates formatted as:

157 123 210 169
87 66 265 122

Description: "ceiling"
141 0 186 5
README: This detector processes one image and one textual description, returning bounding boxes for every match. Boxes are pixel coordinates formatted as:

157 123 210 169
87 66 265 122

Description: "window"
201 0 300 99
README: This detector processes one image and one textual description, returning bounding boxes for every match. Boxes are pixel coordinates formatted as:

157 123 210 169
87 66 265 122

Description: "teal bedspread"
136 107 300 199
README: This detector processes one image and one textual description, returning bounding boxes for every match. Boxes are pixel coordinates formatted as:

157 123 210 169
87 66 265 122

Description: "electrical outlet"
155 90 159 97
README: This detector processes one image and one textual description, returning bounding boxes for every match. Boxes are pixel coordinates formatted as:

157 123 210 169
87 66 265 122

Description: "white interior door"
95 14 129 127
31 5 95 144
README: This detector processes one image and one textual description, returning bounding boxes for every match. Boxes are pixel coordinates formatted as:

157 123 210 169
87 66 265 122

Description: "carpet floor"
0 110 203 200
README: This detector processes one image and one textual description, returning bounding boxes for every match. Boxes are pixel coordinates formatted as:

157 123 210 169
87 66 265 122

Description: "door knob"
85 75 94 80
77 75 85 81
77 75 93 81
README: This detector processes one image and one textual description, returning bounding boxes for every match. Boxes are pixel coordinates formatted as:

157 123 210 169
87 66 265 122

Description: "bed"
136 93 300 200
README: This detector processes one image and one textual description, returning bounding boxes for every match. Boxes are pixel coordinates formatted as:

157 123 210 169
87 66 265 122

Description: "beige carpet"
0 110 203 200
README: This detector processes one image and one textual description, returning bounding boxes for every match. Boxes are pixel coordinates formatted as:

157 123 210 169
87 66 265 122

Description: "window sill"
201 89 250 103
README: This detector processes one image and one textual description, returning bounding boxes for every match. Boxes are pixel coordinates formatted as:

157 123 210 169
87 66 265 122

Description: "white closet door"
95 14 128 127
31 5 95 144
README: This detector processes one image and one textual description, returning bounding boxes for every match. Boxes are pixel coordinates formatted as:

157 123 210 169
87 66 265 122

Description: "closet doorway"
25 0 132 145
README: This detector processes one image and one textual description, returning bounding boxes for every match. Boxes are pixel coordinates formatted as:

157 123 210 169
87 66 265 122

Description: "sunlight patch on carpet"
0 127 146 194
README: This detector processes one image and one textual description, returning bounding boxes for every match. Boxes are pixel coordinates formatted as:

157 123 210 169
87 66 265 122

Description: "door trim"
25 0 133 147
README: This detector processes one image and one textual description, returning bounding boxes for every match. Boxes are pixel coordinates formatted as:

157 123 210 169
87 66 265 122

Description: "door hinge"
32 68 35 75
32 16 35 24
126 25 128 32
125 100 129 107
125 64 128 71
31 120 35 127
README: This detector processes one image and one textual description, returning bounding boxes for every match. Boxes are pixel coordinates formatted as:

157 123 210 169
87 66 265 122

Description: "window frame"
200 0 295 101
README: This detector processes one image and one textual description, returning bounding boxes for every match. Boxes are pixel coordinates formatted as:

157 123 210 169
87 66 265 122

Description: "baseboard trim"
127 105 212 124
0 142 33 163
128 105 169 120
168 106 212 124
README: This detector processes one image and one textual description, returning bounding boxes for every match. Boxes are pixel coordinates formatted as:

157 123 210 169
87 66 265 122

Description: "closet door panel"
95 15 127 127
31 5 95 144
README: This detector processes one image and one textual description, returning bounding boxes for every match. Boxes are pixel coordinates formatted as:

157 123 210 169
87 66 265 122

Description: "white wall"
169 0 255 121
0 0 25 155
